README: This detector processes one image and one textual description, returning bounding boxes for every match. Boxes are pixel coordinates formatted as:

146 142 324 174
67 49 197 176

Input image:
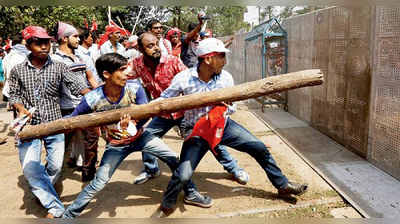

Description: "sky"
243 6 260 25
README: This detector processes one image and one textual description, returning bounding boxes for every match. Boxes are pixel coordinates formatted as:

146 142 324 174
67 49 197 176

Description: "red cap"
22 26 53 40
4 45 11 51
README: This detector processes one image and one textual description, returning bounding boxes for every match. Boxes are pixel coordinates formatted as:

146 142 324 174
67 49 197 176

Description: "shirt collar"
26 54 52 69
78 45 90 54
55 48 82 61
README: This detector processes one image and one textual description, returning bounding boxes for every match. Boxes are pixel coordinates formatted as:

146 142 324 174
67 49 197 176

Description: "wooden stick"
18 69 323 140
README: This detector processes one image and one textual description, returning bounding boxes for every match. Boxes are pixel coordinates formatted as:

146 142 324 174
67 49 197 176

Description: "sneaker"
184 190 213 208
233 169 249 185
278 181 309 197
134 170 161 185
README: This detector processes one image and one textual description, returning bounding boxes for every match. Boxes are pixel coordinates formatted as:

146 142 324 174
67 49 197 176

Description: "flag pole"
131 6 143 34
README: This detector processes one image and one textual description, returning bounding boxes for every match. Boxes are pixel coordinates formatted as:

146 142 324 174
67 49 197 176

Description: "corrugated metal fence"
223 6 400 180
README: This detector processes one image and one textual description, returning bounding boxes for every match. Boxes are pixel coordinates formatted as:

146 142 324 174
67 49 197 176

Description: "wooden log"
18 69 323 140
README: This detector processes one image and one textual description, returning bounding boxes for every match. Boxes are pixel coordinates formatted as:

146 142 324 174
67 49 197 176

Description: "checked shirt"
8 56 87 125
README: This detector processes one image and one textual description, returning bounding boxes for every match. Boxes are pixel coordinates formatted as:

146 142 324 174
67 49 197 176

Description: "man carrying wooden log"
155 38 309 217
8 26 91 218
128 32 250 186
61 53 212 218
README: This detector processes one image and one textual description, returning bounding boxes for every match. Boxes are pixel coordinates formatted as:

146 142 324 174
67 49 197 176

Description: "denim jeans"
161 118 289 209
62 131 196 218
18 134 65 217
143 116 240 174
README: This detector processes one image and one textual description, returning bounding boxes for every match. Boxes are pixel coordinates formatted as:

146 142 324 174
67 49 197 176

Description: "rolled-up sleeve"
61 64 87 96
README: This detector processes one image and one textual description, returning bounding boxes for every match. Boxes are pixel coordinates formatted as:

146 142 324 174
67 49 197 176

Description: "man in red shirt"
127 32 249 186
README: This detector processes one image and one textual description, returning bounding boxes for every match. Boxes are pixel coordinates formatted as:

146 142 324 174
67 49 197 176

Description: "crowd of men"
0 14 308 218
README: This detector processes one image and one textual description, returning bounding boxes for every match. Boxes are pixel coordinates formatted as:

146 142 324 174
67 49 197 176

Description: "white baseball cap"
196 38 230 57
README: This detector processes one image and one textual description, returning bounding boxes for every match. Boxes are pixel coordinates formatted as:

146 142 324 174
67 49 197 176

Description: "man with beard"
155 38 309 217
51 22 99 181
8 25 90 218
128 33 249 187
147 19 172 56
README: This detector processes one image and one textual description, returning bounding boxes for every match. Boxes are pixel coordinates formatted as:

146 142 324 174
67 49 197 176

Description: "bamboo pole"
18 69 323 140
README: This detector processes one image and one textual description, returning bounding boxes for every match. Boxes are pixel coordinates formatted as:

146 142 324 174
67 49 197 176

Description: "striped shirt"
160 66 237 127
51 49 89 110
8 55 87 125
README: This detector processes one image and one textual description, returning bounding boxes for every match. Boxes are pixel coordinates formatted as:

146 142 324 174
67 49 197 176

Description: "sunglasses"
152 26 163 30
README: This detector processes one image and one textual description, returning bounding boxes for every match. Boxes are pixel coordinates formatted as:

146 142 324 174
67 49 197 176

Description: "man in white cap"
155 38 309 217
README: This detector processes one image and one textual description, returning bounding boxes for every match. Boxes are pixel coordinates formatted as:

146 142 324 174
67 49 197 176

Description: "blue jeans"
18 134 65 217
161 118 289 209
143 116 240 174
62 131 197 218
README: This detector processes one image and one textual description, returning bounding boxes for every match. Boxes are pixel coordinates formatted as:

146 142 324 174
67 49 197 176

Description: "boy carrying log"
61 53 210 218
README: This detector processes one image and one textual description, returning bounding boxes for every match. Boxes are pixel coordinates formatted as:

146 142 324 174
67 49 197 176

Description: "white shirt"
2 49 28 97
99 40 126 56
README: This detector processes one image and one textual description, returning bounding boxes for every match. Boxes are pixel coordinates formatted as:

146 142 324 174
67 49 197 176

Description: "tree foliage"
0 6 250 40
259 6 329 22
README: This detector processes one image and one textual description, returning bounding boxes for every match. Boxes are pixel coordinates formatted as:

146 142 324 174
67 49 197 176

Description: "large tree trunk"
18 69 323 140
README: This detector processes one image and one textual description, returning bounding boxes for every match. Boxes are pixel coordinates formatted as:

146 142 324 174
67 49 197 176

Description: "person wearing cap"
128 33 249 188
155 38 309 217
52 22 99 181
61 53 202 218
4 44 11 54
147 19 172 56
99 25 125 56
124 35 141 60
166 27 181 57
8 25 91 218
199 30 210 41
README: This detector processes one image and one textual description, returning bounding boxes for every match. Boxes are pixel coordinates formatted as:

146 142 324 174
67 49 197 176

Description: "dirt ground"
0 101 357 218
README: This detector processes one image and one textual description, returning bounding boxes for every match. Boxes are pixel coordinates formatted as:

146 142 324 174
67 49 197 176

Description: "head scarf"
166 27 181 41
56 22 78 40
98 25 121 49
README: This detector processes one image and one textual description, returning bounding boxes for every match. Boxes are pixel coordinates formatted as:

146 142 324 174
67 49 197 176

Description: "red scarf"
162 38 172 55
186 106 227 155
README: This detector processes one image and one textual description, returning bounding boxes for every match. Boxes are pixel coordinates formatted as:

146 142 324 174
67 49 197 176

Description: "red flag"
91 19 98 31
84 18 89 29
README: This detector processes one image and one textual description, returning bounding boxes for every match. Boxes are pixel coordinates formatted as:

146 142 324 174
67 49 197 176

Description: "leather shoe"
278 181 309 197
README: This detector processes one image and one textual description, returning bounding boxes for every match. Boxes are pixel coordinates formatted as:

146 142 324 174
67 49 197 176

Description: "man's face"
141 34 161 61
85 33 93 47
150 23 164 39
110 31 121 42
209 52 227 74
170 33 179 44
121 39 128 48
67 34 80 49
109 64 128 87
27 38 51 59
